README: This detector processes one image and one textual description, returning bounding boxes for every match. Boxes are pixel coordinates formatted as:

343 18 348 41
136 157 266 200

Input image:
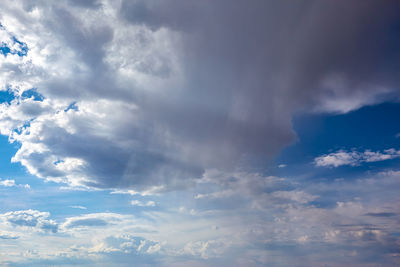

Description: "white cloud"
0 179 15 187
183 239 229 259
0 179 30 188
0 167 399 266
0 209 58 233
314 149 400 167
131 200 156 207
61 213 125 230
0 231 19 239
69 205 87 210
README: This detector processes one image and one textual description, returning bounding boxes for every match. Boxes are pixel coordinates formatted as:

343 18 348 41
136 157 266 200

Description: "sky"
0 0 399 266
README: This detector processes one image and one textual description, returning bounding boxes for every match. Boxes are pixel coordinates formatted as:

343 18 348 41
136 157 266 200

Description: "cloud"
62 213 124 229
0 168 399 266
131 200 156 207
0 0 399 193
363 212 397 217
1 209 58 233
194 170 294 201
0 178 30 188
69 205 87 210
314 148 400 167
102 234 161 255
183 239 229 259
0 231 19 239
0 179 15 187
0 2 400 265
270 190 319 204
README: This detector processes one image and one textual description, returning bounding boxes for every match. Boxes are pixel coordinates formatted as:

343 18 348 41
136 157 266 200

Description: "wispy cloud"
130 200 156 207
0 231 19 239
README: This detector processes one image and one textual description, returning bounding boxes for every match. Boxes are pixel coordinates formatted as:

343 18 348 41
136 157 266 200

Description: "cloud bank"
0 0 400 193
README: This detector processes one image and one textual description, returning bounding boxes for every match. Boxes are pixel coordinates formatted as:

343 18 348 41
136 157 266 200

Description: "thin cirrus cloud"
0 0 399 192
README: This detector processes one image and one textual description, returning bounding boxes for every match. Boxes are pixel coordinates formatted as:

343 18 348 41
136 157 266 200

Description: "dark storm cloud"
2 0 400 191
118 0 400 167
120 0 400 110
67 0 101 9
364 212 397 218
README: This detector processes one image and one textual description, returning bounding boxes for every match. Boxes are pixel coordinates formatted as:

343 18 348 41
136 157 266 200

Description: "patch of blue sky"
13 120 33 135
0 88 44 105
21 89 45 102
275 102 400 180
11 36 28 56
0 89 15 104
64 101 79 112
0 135 23 177
0 35 28 57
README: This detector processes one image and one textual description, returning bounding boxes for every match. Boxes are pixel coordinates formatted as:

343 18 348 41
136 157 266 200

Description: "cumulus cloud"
0 0 399 194
1 209 58 233
102 234 161 255
0 179 16 187
183 239 229 259
0 178 30 188
314 148 400 167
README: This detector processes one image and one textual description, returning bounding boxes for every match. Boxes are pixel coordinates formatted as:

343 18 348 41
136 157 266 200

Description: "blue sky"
0 1 400 266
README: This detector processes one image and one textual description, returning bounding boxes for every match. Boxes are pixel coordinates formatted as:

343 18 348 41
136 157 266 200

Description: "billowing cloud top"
1 0 400 193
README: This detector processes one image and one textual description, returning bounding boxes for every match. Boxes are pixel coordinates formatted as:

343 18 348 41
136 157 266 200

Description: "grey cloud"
1 210 58 233
120 0 400 110
67 0 101 9
1 0 400 192
119 0 400 165
63 218 108 228
61 213 124 229
364 212 397 218
120 0 202 31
